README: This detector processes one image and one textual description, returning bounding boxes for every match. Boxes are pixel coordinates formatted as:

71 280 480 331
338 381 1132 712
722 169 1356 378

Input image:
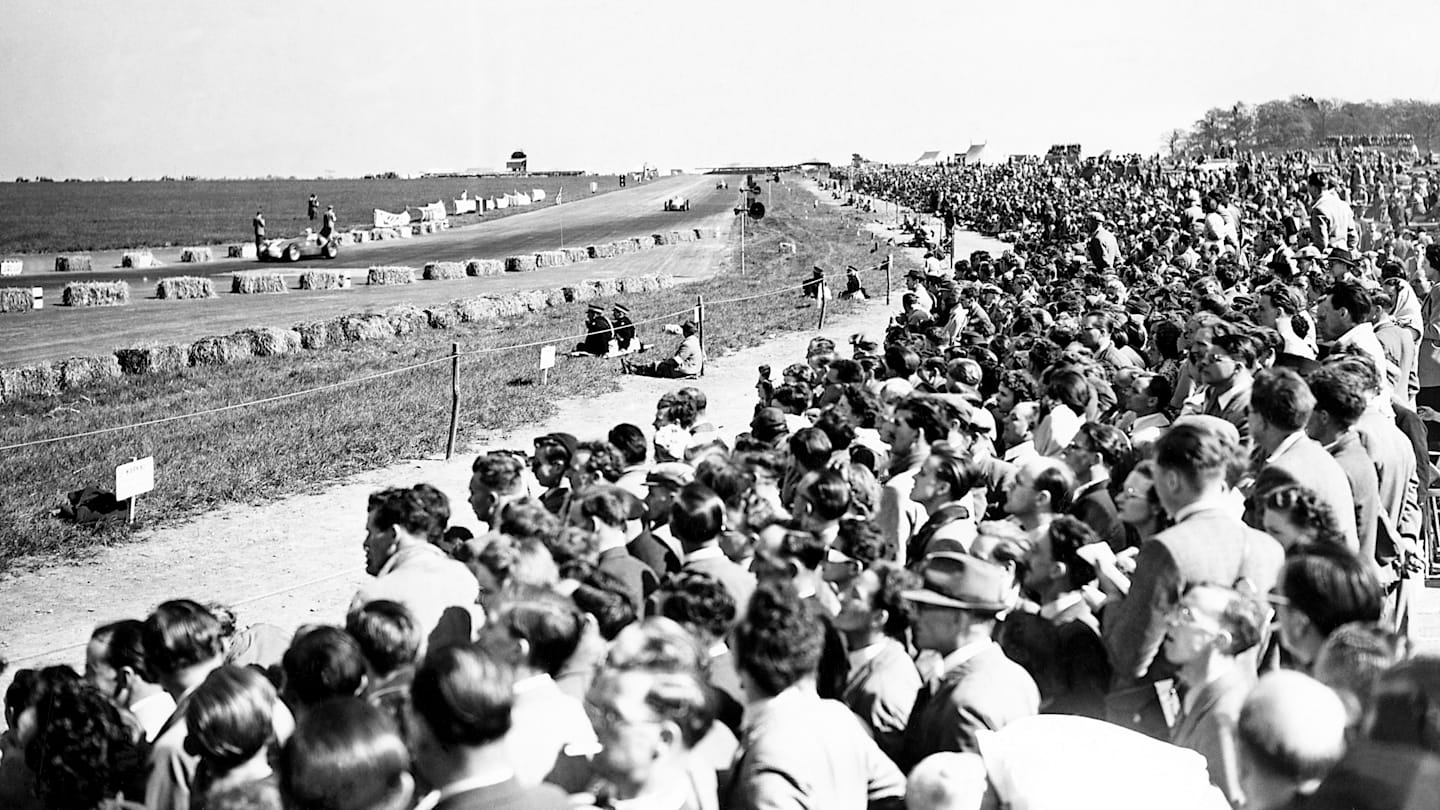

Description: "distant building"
507 151 528 173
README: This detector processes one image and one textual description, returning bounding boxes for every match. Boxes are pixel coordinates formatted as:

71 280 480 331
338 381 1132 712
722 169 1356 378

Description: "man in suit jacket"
1307 368 1383 566
573 486 655 615
1245 368 1359 550
878 396 949 562
1060 422 1130 552
410 646 570 810
1104 423 1284 736
672 482 754 615
1198 332 1256 445
728 583 905 810
900 552 1039 771
1163 584 1268 806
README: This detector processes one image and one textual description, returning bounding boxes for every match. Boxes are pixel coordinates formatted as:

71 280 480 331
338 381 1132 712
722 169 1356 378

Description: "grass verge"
0 181 907 574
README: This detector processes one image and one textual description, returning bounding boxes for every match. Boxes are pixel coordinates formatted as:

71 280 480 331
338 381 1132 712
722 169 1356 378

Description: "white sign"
31 287 43 310
538 345 556 370
115 456 155 502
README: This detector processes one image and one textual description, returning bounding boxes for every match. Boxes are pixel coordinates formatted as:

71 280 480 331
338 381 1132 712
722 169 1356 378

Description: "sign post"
885 254 893 306
539 345 556 386
115 456 155 525
446 343 461 460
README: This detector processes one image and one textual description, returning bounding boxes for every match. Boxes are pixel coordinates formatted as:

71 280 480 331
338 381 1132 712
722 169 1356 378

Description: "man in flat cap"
577 303 614 356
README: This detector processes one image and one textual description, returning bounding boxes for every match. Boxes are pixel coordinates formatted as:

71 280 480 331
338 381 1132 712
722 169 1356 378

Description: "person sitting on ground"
624 321 704 378
577 303 614 356
612 303 637 352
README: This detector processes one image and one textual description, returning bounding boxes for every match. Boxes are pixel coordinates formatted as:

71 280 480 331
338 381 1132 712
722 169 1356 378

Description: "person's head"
904 552 1012 655
1162 583 1266 670
734 583 824 700
185 665 277 775
476 589 584 677
1078 311 1111 350
86 619 154 706
1261 484 1347 551
584 664 710 796
344 600 421 680
608 423 649 467
1237 671 1348 809
643 463 693 527
1004 457 1074 520
827 516 887 587
143 599 225 687
905 752 991 810
995 371 1036 416
880 396 948 457
22 678 147 810
468 452 525 524
570 441 625 492
910 444 978 514
1248 367 1315 452
794 469 851 531
1042 369 1090 414
1367 656 1440 753
1305 366 1366 442
1002 401 1040 447
1198 333 1256 386
1313 622 1409 731
281 698 412 810
409 645 513 784
532 433 577 488
573 486 635 535
788 427 833 473
1151 421 1235 513
655 571 736 643
1125 373 1171 417
1274 544 1383 667
1022 515 1099 599
834 562 920 643
1060 422 1130 480
456 532 559 599
1115 459 1165 530
1317 280 1374 341
282 626 367 712
669 482 726 551
365 485 450 575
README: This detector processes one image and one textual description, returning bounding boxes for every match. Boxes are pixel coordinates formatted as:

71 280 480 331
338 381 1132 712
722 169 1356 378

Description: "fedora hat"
901 552 1012 613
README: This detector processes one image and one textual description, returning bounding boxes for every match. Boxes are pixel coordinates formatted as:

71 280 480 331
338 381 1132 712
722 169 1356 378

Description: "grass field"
0 181 905 573
0 175 623 254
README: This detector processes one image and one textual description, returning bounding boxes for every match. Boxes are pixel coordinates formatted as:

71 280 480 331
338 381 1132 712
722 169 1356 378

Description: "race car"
663 196 690 212
258 233 340 262
715 180 728 189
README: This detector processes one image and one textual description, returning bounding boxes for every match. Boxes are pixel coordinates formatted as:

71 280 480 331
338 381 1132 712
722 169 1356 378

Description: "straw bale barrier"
632 237 654 251
156 276 217 300
453 297 502 323
465 258 505 277
231 272 287 294
616 276 649 294
544 288 569 308
234 327 301 357
63 281 130 307
122 250 159 268
115 344 189 375
563 283 599 303
563 247 590 264
58 355 122 390
511 290 549 312
299 270 351 290
398 226 414 238
180 247 213 263
349 231 367 244
505 255 538 273
293 321 329 350
189 334 255 366
55 255 93 273
534 250 569 269
0 259 21 276
694 227 718 239
1 288 33 313
0 362 60 403
590 279 620 298
484 294 527 318
587 244 616 260
423 261 466 281
227 243 258 259
425 303 467 329
612 239 637 254
652 233 674 247
383 305 428 335
367 266 415 286
335 313 392 342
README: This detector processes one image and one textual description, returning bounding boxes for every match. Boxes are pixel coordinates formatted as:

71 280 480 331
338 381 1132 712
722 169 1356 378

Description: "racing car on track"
663 196 691 212
258 232 340 262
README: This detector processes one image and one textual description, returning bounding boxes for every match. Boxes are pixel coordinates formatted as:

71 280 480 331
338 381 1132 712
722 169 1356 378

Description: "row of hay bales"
0 274 677 403
1 288 34 313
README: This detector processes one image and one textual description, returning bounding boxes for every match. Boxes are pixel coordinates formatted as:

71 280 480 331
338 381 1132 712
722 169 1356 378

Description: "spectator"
346 600 420 742
280 698 413 810
1236 671 1349 810
1273 544 1384 671
671 482 755 615
834 562 923 763
186 665 281 806
281 626 366 719
1060 422 1131 552
21 678 148 810
143 599 228 810
85 618 175 741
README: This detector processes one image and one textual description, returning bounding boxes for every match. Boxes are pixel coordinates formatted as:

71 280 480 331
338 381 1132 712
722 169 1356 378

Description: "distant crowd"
7 151 1440 810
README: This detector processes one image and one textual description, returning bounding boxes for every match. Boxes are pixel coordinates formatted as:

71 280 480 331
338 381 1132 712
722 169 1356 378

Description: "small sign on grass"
115 456 155 523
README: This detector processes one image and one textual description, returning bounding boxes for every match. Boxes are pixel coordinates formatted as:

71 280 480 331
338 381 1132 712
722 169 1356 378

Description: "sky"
2 0 1438 179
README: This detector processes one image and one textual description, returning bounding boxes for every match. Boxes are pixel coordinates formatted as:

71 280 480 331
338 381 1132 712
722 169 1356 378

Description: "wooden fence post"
445 342 460 460
817 286 828 330
696 295 706 376
885 253 893 306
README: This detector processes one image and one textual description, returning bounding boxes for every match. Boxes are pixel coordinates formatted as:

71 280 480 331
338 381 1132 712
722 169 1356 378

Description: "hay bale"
505 290 546 312
632 237 653 251
0 259 21 276
614 239 637 254
156 276 216 300
465 258 504 277
367 266 415 286
63 281 130 307
423 261 466 280
189 334 254 366
383 305 428 335
534 250 569 269
231 272 287 294
227 243 258 259
122 250 159 268
652 233 672 247
115 343 189 375
483 294 527 318
425 303 465 329
586 244 615 260
293 321 329 350
563 247 590 264
349 231 367 244
234 327 301 357
654 273 676 289
453 297 500 322
0 287 33 313
335 313 392 342
617 276 646 294
54 255 93 272
544 288 569 308
694 227 717 239
505 255 537 273
590 278 620 298
299 270 351 290
563 283 598 303
179 247 213 263
0 361 60 402
57 355 122 390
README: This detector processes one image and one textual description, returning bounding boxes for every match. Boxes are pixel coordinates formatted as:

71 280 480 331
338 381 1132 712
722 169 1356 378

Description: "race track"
1 175 741 366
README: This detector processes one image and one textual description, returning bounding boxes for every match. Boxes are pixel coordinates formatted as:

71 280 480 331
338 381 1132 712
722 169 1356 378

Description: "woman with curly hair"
23 678 148 809
1261 484 1348 552
833 562 923 765
994 369 1038 418
184 665 281 808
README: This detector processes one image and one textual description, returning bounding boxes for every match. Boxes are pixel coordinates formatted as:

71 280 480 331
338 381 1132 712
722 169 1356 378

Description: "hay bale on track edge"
231 272 287 294
189 334 254 366
367 266 415 286
299 270 351 290
63 281 130 307
57 355 122 390
180 247 213 263
115 343 189 375
156 276 217 300
0 361 60 402
54 255 93 272
423 261 466 281
0 288 33 313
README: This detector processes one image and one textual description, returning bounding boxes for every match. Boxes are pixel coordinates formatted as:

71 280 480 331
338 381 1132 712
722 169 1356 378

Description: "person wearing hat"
576 303 614 356
905 267 935 314
623 320 704 378
1086 212 1120 271
320 204 336 241
748 406 789 450
611 303 636 352
899 552 1039 770
1325 247 1360 282
628 462 695 576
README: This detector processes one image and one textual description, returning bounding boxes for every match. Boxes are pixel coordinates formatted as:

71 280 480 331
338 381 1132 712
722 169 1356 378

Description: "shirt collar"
1211 373 1252 412
1002 440 1035 463
378 542 445 577
1266 431 1305 465
1132 412 1171 431
935 638 996 680
684 544 726 564
1038 591 1087 621
1171 495 1236 524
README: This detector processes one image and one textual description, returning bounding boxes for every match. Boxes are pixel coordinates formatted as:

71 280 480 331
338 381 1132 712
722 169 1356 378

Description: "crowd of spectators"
5 151 1440 809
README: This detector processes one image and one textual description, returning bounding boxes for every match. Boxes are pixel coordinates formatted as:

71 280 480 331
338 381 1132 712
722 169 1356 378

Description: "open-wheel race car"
258 233 340 262
663 196 691 212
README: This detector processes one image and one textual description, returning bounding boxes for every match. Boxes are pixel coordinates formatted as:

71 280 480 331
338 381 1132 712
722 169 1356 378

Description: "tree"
1165 128 1188 159
1254 99 1313 149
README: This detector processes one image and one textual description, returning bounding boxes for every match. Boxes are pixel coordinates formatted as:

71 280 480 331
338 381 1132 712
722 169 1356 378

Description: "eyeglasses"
584 699 663 733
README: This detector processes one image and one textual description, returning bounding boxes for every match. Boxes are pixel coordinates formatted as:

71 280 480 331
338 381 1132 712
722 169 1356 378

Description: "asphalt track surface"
1 174 741 366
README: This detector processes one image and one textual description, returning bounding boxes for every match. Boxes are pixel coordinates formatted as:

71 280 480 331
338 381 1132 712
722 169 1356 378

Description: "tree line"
1165 96 1440 157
